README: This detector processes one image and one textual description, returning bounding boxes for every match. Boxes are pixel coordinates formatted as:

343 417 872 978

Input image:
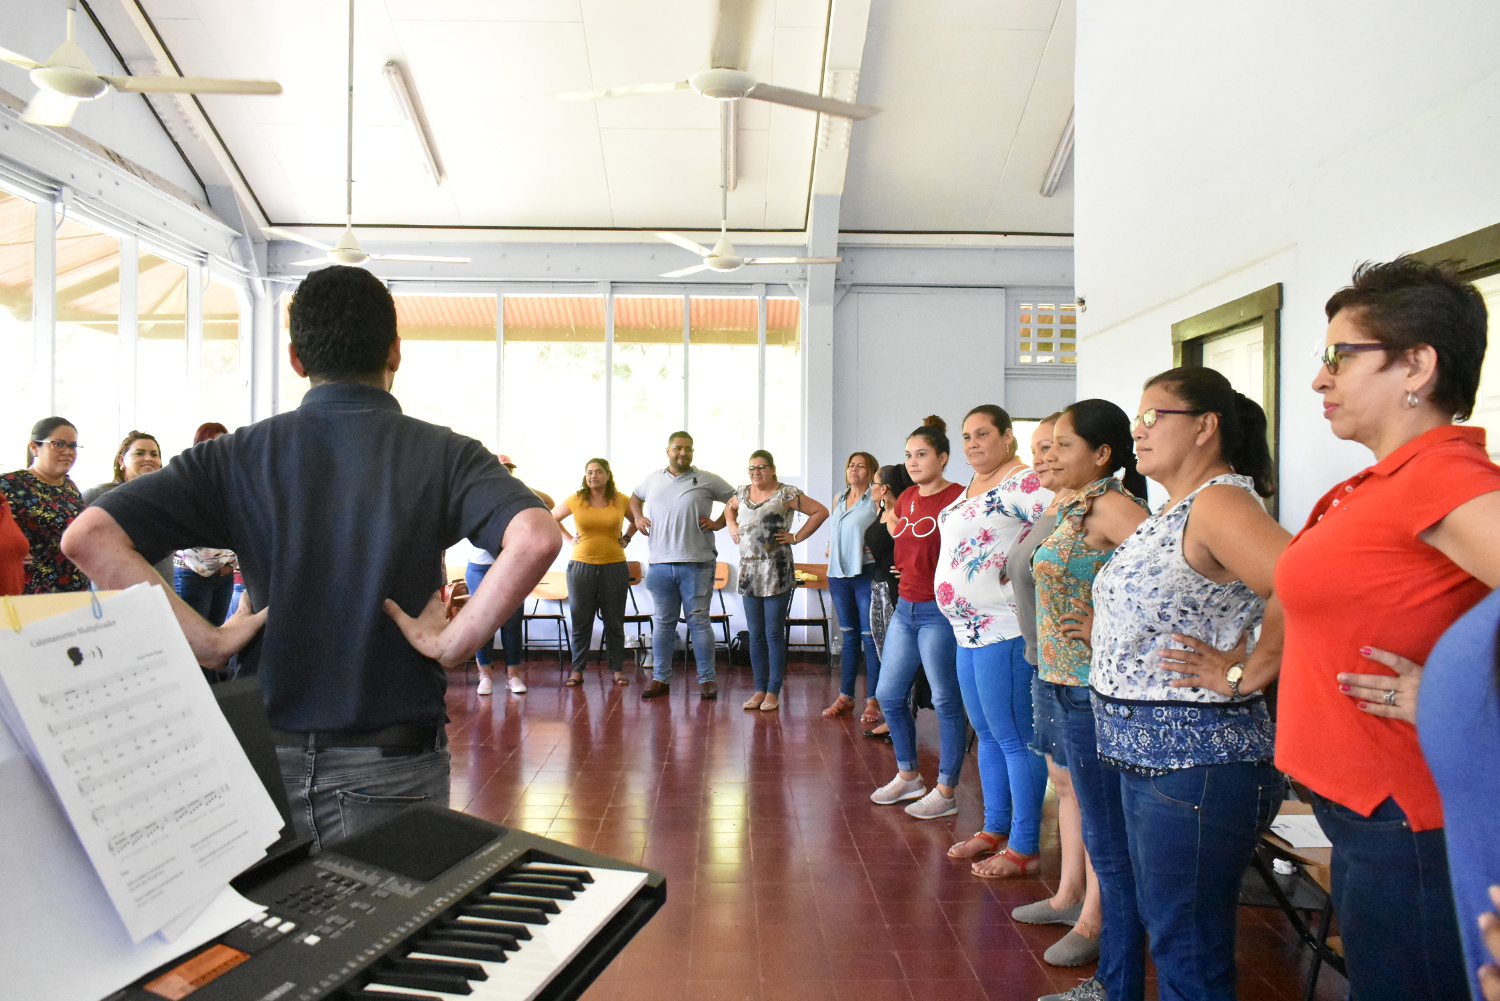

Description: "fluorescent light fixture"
383 60 444 185
1040 108 1074 198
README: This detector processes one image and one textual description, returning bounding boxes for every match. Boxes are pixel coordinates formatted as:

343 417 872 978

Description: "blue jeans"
1121 762 1285 1001
1060 685 1147 1001
466 562 523 668
875 599 964 787
1312 794 1468 1001
829 569 881 699
175 566 234 625
646 561 717 683
954 638 1049 852
743 589 793 694
276 733 450 853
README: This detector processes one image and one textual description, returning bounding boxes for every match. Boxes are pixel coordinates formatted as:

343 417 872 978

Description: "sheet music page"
0 585 282 942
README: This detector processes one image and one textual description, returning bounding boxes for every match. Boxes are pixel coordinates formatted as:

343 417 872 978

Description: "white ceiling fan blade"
289 257 332 267
555 80 690 102
710 0 757 70
654 231 714 256
21 89 81 127
368 253 471 264
105 75 282 95
744 83 879 120
263 227 335 251
660 264 713 278
745 256 842 265
0 44 41 70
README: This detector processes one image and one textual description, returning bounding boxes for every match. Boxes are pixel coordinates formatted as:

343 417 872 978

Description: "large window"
0 189 37 452
687 296 759 479
612 295 685 489
391 293 498 447
501 294 604 501
135 252 191 458
54 216 122 487
202 275 248 432
763 297 803 479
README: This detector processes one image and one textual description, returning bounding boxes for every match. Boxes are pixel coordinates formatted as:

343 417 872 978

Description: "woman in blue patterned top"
1089 367 1292 1001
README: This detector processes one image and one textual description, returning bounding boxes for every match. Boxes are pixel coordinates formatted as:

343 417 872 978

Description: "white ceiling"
5 0 1074 237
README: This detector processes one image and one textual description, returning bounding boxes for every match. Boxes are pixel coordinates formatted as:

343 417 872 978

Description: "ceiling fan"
263 0 466 269
1 1 281 129
556 0 879 121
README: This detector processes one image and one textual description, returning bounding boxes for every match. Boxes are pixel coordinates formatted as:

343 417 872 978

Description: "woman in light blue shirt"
822 451 883 721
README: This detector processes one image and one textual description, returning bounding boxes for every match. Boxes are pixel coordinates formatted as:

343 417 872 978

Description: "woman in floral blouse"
0 416 88 593
936 404 1052 877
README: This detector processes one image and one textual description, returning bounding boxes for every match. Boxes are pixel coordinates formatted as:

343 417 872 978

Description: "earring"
1406 390 1420 408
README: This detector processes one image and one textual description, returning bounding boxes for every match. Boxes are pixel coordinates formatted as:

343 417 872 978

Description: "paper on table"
0 585 282 942
0 719 266 1001
1269 812 1333 849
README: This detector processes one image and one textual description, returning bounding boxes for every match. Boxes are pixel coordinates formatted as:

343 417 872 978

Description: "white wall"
1074 0 1500 526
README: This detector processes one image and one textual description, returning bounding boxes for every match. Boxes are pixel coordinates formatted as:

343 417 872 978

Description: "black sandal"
565 672 584 687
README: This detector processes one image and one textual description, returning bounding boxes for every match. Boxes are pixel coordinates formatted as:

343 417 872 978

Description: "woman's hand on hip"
1162 631 1249 696
1339 646 1422 723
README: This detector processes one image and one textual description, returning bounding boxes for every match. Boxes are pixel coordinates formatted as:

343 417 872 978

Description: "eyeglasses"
1314 342 1386 374
747 464 770 472
34 439 81 452
1130 408 1204 431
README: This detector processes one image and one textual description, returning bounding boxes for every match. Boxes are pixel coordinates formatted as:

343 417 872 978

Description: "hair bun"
922 414 947 433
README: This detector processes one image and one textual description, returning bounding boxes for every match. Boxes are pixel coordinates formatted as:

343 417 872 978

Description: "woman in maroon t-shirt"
869 416 969 820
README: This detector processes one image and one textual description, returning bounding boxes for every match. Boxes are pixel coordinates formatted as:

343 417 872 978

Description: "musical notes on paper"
0 585 282 943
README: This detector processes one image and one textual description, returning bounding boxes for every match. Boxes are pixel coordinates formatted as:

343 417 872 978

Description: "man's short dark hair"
1325 257 1488 420
288 266 398 382
667 431 693 445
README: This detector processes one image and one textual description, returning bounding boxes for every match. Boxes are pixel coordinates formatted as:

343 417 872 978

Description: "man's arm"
629 493 650 535
385 507 561 668
62 507 267 669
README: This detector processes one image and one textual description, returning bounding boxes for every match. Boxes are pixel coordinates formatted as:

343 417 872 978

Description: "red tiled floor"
445 656 1345 1001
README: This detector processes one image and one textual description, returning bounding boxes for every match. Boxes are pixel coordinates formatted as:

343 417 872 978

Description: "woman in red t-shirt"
1175 259 1500 1001
869 416 968 821
0 494 28 595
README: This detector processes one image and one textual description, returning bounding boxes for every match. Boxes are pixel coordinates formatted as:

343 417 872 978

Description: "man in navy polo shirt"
629 431 733 700
64 266 559 851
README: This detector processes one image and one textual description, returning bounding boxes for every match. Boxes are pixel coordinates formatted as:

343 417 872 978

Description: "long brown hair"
112 431 159 483
574 457 618 503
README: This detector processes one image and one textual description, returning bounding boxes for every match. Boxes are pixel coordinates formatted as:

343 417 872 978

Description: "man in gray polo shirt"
630 431 734 700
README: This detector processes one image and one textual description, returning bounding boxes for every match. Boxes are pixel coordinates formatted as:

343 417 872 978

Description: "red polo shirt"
1275 425 1500 830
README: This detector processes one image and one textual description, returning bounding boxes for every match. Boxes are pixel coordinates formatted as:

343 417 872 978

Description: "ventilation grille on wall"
1017 301 1077 365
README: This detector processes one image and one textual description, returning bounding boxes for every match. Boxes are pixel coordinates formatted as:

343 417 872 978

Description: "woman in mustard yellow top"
552 458 638 686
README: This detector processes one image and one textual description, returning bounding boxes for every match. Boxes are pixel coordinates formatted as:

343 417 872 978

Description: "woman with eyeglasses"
1168 259 1500 1001
1082 367 1291 1001
81 431 176 586
822 451 883 721
861 462 916 739
725 450 829 711
870 416 969 820
1029 399 1148 1001
552 457 637 687
0 418 89 594
936 405 1053 877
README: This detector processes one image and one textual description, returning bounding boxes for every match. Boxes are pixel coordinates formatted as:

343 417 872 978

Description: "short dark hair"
965 404 1018 458
667 431 693 445
288 266 397 382
112 431 159 484
27 416 73 466
1144 367 1276 497
1325 257 1488 420
1061 399 1147 497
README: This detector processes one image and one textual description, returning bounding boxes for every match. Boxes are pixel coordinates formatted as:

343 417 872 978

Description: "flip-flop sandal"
564 673 584 687
612 675 630 686
822 695 855 717
947 831 1004 860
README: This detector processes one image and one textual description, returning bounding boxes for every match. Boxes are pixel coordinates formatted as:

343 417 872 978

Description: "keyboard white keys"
361 863 648 1001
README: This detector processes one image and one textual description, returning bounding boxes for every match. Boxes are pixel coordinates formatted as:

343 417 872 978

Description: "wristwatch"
1226 663 1245 698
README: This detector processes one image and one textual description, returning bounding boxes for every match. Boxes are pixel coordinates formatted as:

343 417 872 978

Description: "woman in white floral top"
935 405 1053 877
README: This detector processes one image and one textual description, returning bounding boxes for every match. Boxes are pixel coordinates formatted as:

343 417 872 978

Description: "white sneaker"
870 774 926 805
507 675 527 694
476 676 493 696
904 788 959 820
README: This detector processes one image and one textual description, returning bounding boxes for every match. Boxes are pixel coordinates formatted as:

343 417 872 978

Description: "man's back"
95 383 542 732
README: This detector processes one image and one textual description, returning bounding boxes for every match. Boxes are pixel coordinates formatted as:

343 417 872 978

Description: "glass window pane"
202 276 248 432
276 295 307 414
764 296 802 480
135 252 190 459
500 294 604 502
0 189 38 451
54 217 122 486
392 293 497 450
612 295 684 491
688 296 758 481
